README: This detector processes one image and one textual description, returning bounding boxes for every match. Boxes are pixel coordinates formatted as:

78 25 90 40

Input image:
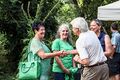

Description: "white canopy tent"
97 0 120 21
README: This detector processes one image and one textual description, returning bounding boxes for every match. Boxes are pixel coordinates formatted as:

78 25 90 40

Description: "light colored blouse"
30 38 51 80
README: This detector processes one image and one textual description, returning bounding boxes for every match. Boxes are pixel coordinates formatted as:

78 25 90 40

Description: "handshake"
54 49 78 57
55 50 70 57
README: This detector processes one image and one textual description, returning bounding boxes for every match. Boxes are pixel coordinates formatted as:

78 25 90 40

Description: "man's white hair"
70 17 89 32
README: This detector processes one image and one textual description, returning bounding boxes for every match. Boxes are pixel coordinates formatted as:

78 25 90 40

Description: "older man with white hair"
70 17 109 80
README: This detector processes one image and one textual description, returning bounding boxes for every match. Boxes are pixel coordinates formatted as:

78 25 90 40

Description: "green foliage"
0 33 7 55
0 0 119 79
55 3 78 24
70 0 118 20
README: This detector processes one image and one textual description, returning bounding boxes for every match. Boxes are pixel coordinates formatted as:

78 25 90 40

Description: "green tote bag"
19 41 41 80
19 61 41 80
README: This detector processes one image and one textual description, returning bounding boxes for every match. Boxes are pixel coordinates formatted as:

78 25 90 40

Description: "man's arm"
73 55 89 66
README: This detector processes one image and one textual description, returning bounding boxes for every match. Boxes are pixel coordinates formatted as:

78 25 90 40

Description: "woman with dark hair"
29 22 65 80
110 23 120 80
90 19 114 79
90 19 113 57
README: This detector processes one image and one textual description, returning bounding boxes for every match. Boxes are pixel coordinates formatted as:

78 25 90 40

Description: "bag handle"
27 39 44 62
20 40 32 62
21 62 35 73
27 40 32 54
27 40 41 62
27 40 37 62
26 40 32 61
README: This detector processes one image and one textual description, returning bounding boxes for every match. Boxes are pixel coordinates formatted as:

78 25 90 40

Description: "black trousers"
73 68 81 80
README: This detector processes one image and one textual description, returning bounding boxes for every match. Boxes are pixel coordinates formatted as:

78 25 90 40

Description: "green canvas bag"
19 41 41 80
19 61 40 80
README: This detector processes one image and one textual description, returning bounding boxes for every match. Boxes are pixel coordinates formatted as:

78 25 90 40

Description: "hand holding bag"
19 41 41 80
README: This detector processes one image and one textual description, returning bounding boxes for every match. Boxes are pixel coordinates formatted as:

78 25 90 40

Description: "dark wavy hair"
32 21 45 32
91 19 107 33
93 19 102 26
